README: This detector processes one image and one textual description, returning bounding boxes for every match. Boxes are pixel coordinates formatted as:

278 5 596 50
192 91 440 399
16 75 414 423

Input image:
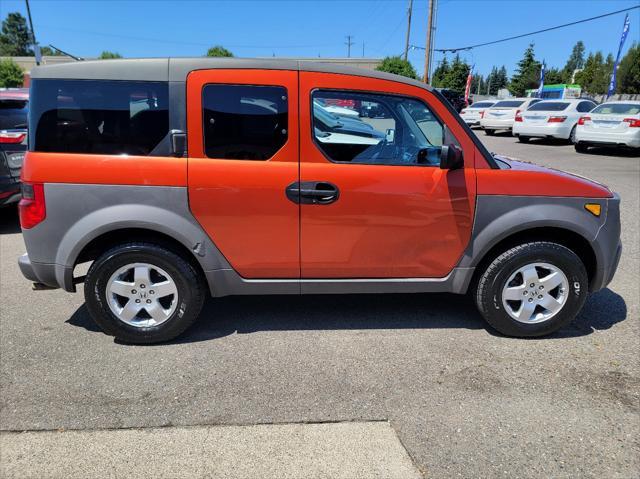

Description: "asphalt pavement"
1 132 638 478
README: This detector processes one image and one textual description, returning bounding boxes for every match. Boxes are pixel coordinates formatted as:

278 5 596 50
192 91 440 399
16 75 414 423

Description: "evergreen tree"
561 41 585 83
376 56 418 79
617 43 640 94
575 51 611 95
0 12 33 56
544 67 564 85
442 54 470 95
206 45 234 57
509 44 541 97
487 66 508 95
431 57 450 87
471 73 485 95
39 46 64 56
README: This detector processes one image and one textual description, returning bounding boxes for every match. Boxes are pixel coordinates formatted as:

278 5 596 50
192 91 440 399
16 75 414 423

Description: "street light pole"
423 0 435 83
403 0 413 61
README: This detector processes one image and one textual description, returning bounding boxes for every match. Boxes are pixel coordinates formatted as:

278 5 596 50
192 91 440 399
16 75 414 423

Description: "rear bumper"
18 253 73 291
480 118 514 130
575 129 640 148
513 122 573 139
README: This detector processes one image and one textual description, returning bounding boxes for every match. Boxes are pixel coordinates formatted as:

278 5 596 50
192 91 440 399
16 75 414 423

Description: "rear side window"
0 100 28 130
577 101 596 113
203 85 287 160
527 102 569 111
492 100 524 108
591 103 640 115
29 79 169 156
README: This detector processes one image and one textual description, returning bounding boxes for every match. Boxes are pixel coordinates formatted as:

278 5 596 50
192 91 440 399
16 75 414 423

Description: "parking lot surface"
1 133 639 478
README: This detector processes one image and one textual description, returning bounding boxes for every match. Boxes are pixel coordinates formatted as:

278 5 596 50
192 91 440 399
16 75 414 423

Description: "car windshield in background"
527 102 569 112
470 102 495 109
492 100 524 108
0 100 28 130
592 103 640 115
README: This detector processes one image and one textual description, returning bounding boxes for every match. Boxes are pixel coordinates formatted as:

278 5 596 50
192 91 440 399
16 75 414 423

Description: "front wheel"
84 242 206 344
475 242 588 337
574 143 589 153
484 129 495 136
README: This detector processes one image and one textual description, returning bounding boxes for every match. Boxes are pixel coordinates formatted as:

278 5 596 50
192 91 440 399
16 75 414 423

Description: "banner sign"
464 65 474 106
536 61 545 98
608 13 630 98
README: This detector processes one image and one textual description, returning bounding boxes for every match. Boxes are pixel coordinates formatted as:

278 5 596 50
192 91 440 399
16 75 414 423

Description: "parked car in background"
480 98 542 135
0 89 29 207
435 88 467 112
18 58 621 344
574 101 640 152
512 99 597 143
460 100 497 127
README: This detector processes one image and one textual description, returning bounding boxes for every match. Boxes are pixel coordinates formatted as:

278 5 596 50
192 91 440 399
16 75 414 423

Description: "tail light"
548 116 567 123
514 113 523 122
578 116 591 125
0 131 26 144
623 118 640 127
480 111 485 119
18 183 46 229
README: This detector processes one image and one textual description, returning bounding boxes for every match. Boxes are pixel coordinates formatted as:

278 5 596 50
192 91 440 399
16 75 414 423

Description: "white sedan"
512 99 597 143
574 101 640 151
480 98 542 135
459 100 497 126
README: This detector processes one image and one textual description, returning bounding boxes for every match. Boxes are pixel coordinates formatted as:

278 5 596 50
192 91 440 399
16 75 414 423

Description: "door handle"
285 181 340 205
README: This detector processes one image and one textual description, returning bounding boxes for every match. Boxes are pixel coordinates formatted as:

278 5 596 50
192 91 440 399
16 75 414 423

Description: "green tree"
561 41 585 83
375 56 417 79
486 66 508 95
509 44 541 96
431 57 450 87
544 67 564 85
39 46 64 56
206 45 234 57
442 54 470 95
0 12 33 56
616 42 640 94
0 58 24 87
471 73 485 95
99 51 123 59
575 51 612 95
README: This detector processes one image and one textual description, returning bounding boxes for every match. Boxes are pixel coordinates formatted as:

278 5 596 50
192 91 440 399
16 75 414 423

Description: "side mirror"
385 128 395 143
439 144 464 170
170 130 186 157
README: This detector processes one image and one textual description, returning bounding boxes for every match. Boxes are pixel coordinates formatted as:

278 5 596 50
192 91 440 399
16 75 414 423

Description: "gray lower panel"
206 267 475 297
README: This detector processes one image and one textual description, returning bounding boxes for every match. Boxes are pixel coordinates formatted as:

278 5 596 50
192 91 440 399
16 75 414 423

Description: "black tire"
574 143 589 153
569 126 577 144
518 135 530 143
84 242 206 344
484 129 495 136
474 242 588 337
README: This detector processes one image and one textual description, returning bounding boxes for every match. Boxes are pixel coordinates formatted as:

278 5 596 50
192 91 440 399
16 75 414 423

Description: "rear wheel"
475 242 588 337
574 143 589 153
518 135 530 143
485 129 495 136
85 242 206 344
569 126 577 144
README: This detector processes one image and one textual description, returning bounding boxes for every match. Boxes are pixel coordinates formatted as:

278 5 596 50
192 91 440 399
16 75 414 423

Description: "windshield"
527 102 569 112
492 100 524 108
591 103 640 115
0 99 28 130
469 102 495 109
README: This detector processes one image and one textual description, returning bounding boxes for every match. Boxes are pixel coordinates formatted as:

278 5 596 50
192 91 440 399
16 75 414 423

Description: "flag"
464 65 474 106
608 13 630 98
536 61 545 98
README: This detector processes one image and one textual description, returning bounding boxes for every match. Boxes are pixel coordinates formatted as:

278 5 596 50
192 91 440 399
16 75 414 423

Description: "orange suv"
18 59 621 343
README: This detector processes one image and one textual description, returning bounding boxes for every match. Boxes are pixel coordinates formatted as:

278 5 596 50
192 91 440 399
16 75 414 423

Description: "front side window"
577 101 596 112
203 85 287 160
312 90 446 166
30 79 168 155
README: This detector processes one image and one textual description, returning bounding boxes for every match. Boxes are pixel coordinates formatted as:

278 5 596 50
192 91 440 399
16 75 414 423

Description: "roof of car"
601 100 640 105
29 57 433 91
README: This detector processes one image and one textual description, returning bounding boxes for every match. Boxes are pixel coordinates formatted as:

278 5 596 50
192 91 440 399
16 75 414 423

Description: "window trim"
309 88 449 168
200 82 289 161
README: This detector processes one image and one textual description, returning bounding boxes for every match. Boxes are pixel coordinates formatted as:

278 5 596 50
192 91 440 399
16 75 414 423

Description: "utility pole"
362 42 365 57
24 0 40 65
423 0 435 83
403 0 413 61
345 35 355 58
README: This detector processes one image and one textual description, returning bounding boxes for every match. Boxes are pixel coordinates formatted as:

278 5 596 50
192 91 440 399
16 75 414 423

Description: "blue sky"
1 0 638 77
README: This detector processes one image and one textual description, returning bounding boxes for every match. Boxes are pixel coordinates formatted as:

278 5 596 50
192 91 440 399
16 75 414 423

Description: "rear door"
298 72 477 279
186 70 299 278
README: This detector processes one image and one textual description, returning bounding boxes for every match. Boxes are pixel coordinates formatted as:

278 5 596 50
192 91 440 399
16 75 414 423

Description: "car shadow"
579 146 640 158
65 288 628 345
0 207 21 235
526 137 569 146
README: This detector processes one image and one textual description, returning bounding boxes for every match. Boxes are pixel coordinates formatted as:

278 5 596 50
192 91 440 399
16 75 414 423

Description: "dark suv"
0 89 28 206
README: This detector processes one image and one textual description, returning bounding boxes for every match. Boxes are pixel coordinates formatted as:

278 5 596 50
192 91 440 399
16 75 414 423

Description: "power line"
411 5 640 53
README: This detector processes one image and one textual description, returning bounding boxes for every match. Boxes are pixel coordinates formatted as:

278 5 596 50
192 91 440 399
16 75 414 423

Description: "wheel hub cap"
106 263 178 328
502 262 569 324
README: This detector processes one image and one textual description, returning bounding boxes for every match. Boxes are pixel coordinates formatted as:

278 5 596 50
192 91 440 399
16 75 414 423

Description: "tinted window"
470 102 495 109
312 90 447 166
591 103 640 115
577 101 595 113
493 100 524 108
30 79 169 155
0 100 28 130
203 85 287 160
527 102 569 112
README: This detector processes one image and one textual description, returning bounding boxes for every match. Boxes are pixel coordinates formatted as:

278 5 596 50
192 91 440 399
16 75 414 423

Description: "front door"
186 69 299 278
299 72 477 278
